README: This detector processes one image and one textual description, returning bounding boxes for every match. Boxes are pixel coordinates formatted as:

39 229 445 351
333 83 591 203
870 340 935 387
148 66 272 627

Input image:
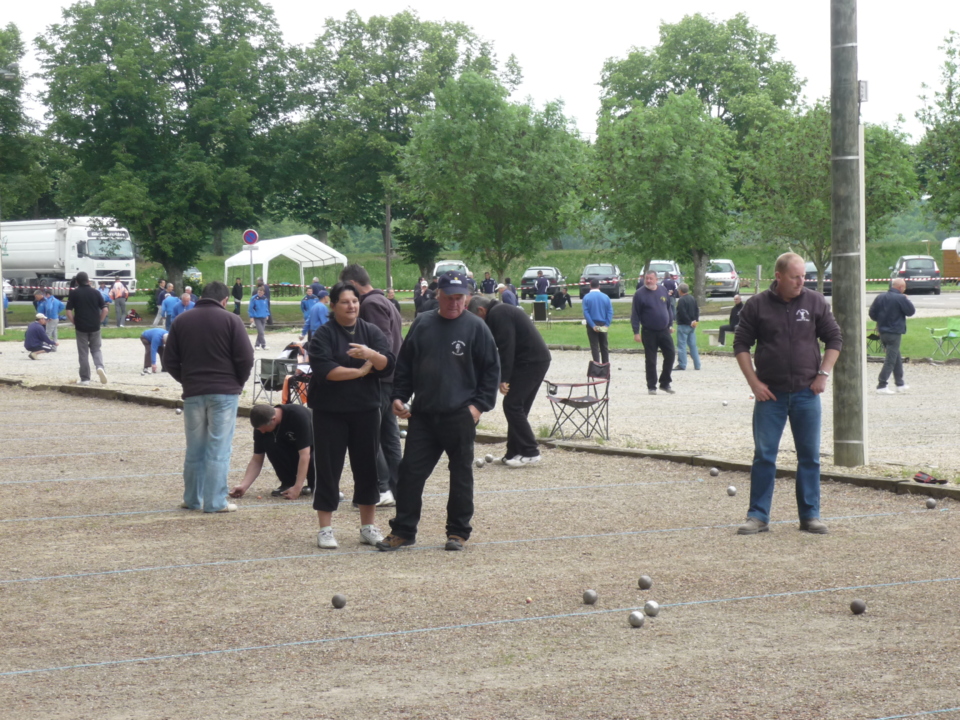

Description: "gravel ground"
2 328 958 480
1 386 959 719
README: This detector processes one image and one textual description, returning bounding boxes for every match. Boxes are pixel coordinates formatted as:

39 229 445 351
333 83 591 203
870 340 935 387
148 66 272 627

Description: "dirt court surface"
2 385 960 719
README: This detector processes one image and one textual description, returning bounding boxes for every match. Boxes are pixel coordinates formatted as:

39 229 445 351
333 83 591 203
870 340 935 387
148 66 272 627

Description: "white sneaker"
141 368 151 375
895 384 910 393
339 491 345 503
360 525 384 545
262 345 269 351
505 454 541 468
317 527 338 549
502 455 522 466
377 490 396 507
77 379 91 386
215 503 237 513
96 367 108 384
28 352 38 360
876 386 895 395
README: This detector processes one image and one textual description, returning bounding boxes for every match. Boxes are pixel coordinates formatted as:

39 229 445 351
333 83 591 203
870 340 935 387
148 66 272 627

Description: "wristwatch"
817 370 830 377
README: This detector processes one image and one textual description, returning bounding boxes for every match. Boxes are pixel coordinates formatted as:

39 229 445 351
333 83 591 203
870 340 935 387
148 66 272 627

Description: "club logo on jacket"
796 309 810 322
451 339 466 356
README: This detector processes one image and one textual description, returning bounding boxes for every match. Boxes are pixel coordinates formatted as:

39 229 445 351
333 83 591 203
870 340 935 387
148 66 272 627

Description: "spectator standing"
185 286 199 304
413 279 428 316
41 290 65 342
674 283 701 371
498 283 519 307
249 285 270 350
468 295 551 467
718 294 743 346
170 293 195 323
140 327 168 374
25 313 59 359
153 280 169 326
581 279 613 364
534 270 550 301
466 271 478 294
377 270 500 553
256 276 273 325
307 282 395 549
340 264 405 506
302 290 330 340
662 273 679 313
110 280 129 327
869 278 915 394
66 271 108 385
230 404 316 500
632 270 676 395
733 252 842 535
231 278 244 315
481 272 497 298
504 277 517 296
161 288 180 330
300 287 319 331
419 282 439 313
164 281 254 513
98 283 113 327
386 288 402 314
310 277 325 298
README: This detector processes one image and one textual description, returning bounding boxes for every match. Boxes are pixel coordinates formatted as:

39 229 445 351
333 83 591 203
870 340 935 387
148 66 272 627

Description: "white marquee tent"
223 235 348 288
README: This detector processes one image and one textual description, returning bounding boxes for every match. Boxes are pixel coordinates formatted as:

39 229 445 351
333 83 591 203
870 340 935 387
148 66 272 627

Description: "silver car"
705 259 740 296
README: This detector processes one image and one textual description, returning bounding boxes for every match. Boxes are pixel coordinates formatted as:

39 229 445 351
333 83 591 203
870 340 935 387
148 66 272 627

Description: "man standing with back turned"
869 278 914 394
377 270 500 552
66 271 109 385
164 281 255 513
733 252 842 535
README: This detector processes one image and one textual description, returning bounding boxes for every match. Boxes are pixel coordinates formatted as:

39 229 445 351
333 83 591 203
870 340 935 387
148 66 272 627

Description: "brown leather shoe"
736 517 770 535
799 518 828 534
445 535 466 551
376 534 415 552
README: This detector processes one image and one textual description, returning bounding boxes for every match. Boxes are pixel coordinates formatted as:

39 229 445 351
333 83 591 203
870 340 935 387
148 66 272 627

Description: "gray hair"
467 295 495 315
678 283 690 294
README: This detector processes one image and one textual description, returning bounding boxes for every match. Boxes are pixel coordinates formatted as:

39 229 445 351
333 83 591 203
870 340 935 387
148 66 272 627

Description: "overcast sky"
6 0 958 141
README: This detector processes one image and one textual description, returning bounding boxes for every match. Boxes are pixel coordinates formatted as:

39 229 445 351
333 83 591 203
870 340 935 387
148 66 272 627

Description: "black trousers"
233 300 241 315
587 328 609 363
504 360 550 459
389 408 476 542
641 327 675 390
311 408 380 513
375 382 402 494
718 323 736 345
268 445 316 492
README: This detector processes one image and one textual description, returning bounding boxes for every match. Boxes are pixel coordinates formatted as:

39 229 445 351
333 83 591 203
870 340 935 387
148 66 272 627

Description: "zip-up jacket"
248 295 269 319
869 288 915 335
734 284 843 393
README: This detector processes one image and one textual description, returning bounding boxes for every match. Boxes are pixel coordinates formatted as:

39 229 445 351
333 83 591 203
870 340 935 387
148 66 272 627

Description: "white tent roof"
223 235 348 285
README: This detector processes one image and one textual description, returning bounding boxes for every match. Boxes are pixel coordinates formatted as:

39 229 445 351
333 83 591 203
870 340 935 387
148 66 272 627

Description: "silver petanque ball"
628 611 645 628
175 408 182 415
637 575 653 590
475 458 485 469
710 467 720 477
402 402 411 412
644 600 660 617
583 589 598 605
727 486 737 496
926 498 938 509
485 454 494 464
722 400 728 406
399 430 407 439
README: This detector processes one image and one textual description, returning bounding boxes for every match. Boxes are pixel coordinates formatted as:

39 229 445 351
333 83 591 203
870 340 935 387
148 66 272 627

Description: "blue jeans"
676 324 700 370
182 394 240 512
748 388 821 523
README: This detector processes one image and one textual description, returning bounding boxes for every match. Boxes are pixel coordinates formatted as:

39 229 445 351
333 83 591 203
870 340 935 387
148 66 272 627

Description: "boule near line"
175 408 182 415
628 611 645 628
644 600 660 617
926 498 938 509
331 594 347 609
583 589 598 605
637 575 653 590
850 599 866 615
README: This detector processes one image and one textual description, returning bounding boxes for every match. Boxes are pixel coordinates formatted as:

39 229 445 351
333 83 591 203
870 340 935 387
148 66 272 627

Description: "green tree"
394 214 444 279
37 0 291 286
600 13 802 139
864 123 919 240
595 91 736 300
918 31 960 229
399 72 589 281
298 10 520 286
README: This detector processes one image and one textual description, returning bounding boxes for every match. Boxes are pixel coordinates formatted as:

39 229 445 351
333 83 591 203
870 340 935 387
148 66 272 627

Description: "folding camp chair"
252 358 298 404
866 327 886 356
544 361 610 440
927 318 960 359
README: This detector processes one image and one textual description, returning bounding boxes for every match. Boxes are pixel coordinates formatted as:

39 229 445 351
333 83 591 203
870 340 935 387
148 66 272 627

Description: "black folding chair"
544 361 610 440
253 358 298 405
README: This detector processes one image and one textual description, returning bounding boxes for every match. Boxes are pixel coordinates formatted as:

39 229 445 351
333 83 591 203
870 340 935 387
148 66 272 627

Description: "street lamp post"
0 63 19 337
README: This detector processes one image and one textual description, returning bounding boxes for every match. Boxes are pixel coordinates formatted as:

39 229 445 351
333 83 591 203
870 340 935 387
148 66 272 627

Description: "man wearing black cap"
377 270 500 552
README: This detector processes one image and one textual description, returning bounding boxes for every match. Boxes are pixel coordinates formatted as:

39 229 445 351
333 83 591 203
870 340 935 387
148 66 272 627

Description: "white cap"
36 313 47 320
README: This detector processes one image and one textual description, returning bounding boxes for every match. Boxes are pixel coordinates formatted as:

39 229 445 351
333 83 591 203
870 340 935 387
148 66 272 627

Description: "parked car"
890 255 941 294
579 263 625 298
705 259 740 296
803 261 833 295
184 266 203 283
432 260 470 278
519 266 566 299
637 260 683 288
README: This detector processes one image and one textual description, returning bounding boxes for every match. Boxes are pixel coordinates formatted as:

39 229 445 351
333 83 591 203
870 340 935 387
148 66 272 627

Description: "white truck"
1 217 137 299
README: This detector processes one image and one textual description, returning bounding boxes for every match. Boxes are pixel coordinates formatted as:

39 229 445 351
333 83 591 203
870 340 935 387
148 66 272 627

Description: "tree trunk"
315 228 328 244
382 203 393 290
551 236 564 250
212 227 223 256
690 249 709 305
163 264 185 295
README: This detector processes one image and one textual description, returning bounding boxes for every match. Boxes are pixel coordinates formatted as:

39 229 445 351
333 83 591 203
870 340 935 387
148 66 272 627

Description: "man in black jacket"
674 283 701 371
718 294 743 346
231 278 244 315
378 270 500 553
65 271 108 385
468 295 551 467
869 278 915 394
164 281 255 513
631 270 675 394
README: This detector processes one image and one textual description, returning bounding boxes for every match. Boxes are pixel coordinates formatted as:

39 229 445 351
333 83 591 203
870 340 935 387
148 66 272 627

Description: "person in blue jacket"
98 283 113 327
581 279 613 363
140 327 168 374
170 293 195 322
300 287 320 331
42 290 66 342
161 289 181 330
25 313 59 359
249 285 270 349
302 290 330 340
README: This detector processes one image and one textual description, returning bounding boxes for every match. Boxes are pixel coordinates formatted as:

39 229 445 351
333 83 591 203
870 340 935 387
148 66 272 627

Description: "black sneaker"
445 535 466 551
270 488 284 497
376 534 415 552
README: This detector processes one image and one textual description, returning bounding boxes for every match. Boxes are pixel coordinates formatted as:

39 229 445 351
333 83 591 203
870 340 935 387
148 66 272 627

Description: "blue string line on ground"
868 708 960 720
2 574 959 678
1 509 947 586
0 447 185 460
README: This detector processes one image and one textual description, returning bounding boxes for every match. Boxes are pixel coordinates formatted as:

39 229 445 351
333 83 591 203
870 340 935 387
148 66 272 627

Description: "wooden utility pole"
831 0 868 466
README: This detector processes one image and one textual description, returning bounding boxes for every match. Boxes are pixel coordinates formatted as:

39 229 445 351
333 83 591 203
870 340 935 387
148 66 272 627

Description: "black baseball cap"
437 271 470 295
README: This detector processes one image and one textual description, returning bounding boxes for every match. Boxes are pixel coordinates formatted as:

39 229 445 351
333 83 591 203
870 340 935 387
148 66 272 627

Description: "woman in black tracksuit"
308 282 395 550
